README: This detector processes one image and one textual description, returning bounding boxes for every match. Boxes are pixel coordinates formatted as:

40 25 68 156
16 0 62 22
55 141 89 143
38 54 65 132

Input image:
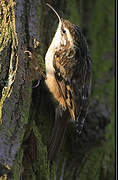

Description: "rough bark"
0 0 41 177
0 0 114 180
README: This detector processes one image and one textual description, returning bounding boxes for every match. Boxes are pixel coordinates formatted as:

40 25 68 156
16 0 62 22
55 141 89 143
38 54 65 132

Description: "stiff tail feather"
48 109 69 161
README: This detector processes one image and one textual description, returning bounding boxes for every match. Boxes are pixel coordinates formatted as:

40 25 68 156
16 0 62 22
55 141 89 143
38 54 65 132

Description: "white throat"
45 22 62 76
45 21 74 77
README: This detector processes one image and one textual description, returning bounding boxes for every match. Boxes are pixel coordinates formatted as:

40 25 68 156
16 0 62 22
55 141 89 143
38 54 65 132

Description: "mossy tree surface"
67 0 115 179
80 1 115 179
0 0 46 178
0 0 114 180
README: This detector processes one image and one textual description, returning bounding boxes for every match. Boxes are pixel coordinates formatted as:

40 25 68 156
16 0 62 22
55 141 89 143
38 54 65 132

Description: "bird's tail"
48 109 69 161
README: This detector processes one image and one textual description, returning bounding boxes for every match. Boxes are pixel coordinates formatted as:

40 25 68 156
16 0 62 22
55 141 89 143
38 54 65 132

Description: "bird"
45 4 92 161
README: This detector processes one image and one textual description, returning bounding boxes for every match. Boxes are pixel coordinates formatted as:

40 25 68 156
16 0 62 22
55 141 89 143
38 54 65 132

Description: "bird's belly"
45 75 66 109
45 46 55 75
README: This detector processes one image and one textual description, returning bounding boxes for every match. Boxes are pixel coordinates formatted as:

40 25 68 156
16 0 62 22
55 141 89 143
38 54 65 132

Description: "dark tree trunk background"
0 0 115 180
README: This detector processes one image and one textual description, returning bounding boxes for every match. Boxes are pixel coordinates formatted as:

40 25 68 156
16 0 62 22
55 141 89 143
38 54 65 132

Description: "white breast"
45 22 62 76
45 47 55 76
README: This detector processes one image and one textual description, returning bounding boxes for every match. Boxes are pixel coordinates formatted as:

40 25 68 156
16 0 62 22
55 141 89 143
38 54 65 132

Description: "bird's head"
46 4 75 50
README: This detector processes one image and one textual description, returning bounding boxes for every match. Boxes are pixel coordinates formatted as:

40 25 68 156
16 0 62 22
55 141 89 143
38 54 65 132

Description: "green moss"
50 163 56 180
32 121 50 180
67 0 115 179
79 0 115 179
89 0 114 100
23 85 32 124
88 0 114 133
79 147 103 180
36 1 46 72
13 120 50 180
13 150 24 180
37 53 46 72
68 0 80 25
80 117 115 180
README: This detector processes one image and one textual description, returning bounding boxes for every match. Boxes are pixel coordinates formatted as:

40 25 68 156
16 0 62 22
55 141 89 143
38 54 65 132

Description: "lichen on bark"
0 0 18 125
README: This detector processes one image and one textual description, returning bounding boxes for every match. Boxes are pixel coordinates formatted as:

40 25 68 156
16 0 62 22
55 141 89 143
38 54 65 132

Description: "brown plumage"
45 4 92 161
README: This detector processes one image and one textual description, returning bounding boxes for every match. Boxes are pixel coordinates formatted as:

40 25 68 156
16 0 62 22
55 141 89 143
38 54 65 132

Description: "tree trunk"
0 0 114 180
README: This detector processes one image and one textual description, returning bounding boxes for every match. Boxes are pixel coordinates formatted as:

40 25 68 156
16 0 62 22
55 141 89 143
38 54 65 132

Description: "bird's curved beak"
46 3 61 23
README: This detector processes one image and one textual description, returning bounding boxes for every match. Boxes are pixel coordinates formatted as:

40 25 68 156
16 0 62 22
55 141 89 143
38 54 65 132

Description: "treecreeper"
45 4 92 161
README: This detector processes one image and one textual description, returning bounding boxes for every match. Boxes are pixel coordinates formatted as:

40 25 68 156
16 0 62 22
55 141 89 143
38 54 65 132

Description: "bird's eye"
62 29 66 34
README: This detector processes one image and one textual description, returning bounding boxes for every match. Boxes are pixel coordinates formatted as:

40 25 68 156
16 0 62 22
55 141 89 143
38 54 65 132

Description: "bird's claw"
24 50 32 58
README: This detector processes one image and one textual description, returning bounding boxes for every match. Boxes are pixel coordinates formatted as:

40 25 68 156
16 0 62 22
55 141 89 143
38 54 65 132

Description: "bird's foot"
24 50 47 80
24 50 33 58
